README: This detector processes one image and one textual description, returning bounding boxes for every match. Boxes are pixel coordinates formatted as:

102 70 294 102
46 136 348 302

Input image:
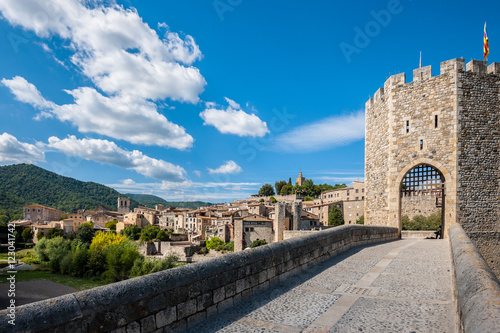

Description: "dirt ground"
0 280 77 308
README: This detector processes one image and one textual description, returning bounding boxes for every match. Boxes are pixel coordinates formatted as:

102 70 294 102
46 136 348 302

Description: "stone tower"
365 58 499 275
296 172 305 186
117 197 130 214
274 201 302 242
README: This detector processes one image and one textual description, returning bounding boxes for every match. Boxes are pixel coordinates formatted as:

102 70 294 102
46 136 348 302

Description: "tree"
280 184 293 195
156 230 169 241
270 196 277 203
0 215 9 224
356 215 364 225
76 223 95 244
328 205 344 226
36 230 44 241
259 198 265 202
304 196 313 201
105 220 118 230
22 228 34 243
287 177 292 186
139 225 160 242
46 228 64 239
206 237 225 250
258 184 275 196
60 213 68 220
121 225 142 240
275 180 287 196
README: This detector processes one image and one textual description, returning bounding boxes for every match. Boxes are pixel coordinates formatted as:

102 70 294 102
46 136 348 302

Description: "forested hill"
0 164 138 217
125 193 211 210
0 164 212 220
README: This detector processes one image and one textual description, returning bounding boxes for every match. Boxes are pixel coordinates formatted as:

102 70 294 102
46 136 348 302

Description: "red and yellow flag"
484 22 489 60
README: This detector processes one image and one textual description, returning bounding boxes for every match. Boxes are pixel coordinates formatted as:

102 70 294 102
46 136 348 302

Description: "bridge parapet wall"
0 225 397 332
449 223 500 333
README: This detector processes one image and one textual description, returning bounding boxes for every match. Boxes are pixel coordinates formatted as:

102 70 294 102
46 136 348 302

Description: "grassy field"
0 268 108 290
0 248 36 261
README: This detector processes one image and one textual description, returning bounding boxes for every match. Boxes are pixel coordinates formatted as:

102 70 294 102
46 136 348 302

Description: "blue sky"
0 0 497 202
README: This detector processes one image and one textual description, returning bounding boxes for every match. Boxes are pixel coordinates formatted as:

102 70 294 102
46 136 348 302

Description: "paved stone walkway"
190 238 455 333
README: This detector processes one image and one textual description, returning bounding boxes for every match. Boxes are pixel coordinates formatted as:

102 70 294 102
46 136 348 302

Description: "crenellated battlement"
366 58 500 108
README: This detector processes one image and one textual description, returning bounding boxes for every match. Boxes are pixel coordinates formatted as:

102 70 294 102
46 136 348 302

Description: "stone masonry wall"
365 57 499 274
456 62 500 275
365 59 465 238
0 225 398 333
400 193 440 220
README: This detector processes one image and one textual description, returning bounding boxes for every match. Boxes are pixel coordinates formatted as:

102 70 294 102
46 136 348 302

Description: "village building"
23 204 63 223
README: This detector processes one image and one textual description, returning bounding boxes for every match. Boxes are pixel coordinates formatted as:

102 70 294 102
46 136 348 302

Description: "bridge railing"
449 223 500 333
0 225 398 332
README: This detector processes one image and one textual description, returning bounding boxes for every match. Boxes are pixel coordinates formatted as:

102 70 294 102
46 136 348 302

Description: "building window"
406 120 410 133
355 189 359 193
362 189 364 193
356 197 359 200
435 115 438 128
245 227 249 232
420 140 424 150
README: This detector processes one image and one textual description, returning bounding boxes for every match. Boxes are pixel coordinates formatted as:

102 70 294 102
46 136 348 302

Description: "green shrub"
206 237 225 250
46 228 64 239
120 225 142 240
105 220 118 230
105 240 141 282
249 239 267 248
130 254 179 277
71 248 90 277
140 225 161 242
402 211 441 231
356 215 364 225
156 230 170 241
76 223 95 244
22 228 34 242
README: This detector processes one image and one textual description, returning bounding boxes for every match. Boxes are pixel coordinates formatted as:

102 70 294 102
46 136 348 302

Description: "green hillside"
0 164 213 221
0 164 138 218
125 193 211 210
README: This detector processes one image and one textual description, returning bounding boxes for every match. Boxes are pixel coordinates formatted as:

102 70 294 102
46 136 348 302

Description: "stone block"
140 315 156 333
177 298 197 319
126 321 140 333
196 293 213 311
187 311 206 328
213 286 225 303
155 306 176 328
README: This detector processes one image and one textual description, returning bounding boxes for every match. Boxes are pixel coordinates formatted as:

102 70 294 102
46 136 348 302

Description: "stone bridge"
1 224 499 332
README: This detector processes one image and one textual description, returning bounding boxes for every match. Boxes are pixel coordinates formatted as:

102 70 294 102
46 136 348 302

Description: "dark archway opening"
400 164 445 237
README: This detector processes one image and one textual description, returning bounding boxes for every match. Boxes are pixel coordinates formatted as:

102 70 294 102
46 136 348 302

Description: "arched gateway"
399 164 445 236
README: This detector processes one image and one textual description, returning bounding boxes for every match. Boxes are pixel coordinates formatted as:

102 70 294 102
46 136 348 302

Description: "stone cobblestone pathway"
189 238 455 333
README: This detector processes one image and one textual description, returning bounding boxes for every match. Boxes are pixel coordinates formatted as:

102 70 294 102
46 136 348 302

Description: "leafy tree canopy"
328 205 344 227
258 184 275 196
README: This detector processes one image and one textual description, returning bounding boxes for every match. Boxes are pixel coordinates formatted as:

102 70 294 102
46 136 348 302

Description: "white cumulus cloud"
208 160 243 174
0 133 45 165
2 76 194 149
0 0 206 149
270 112 365 152
200 99 269 137
47 136 186 182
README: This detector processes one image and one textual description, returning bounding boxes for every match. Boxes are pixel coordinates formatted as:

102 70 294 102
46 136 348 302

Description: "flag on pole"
484 22 489 61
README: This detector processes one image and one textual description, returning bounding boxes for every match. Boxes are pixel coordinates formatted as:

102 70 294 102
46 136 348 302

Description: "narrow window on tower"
406 120 410 133
420 140 423 150
435 115 438 128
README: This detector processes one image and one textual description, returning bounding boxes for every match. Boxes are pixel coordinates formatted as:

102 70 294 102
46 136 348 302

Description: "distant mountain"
0 164 139 217
125 193 211 210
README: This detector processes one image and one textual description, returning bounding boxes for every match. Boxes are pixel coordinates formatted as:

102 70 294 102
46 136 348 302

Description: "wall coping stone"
449 223 500 333
0 225 398 332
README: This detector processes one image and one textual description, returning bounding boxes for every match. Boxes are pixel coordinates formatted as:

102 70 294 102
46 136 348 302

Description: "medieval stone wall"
400 193 440 220
456 61 500 275
365 57 500 275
